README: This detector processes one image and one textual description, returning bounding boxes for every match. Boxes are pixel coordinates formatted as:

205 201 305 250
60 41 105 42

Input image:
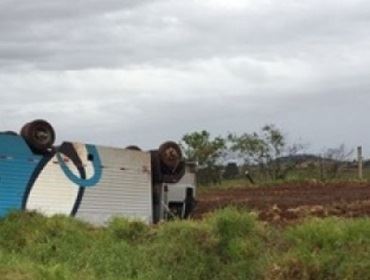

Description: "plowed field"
193 182 370 224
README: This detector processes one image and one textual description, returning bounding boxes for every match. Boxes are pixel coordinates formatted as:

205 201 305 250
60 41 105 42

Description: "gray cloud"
0 0 369 156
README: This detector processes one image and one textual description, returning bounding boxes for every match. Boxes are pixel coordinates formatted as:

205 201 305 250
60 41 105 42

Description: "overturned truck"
0 120 196 225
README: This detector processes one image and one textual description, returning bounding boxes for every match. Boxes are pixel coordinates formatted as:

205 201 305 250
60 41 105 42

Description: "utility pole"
358 146 363 180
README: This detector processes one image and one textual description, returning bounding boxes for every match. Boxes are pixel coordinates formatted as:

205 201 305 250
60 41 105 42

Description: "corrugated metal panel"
26 154 80 216
0 136 154 224
76 146 153 225
0 134 34 157
0 135 41 216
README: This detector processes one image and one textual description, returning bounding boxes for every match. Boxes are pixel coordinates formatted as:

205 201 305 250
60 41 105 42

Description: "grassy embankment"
0 209 370 280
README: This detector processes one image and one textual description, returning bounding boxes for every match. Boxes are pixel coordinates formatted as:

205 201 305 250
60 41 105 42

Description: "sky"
0 0 369 157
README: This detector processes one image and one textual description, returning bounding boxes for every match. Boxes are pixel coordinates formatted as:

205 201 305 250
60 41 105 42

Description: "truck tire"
21 120 55 153
158 141 182 170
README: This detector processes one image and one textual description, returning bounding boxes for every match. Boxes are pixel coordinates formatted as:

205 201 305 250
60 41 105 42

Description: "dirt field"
193 182 370 224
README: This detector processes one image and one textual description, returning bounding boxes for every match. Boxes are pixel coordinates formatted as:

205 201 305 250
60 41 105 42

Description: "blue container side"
0 135 42 216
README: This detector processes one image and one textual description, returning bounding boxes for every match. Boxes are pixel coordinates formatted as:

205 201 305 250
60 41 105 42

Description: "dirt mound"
193 182 370 224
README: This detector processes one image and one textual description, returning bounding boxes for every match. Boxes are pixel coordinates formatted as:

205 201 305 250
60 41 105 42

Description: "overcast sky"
1 0 369 157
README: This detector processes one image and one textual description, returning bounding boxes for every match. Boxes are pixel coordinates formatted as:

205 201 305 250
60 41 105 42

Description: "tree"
228 125 303 180
181 130 225 168
181 130 225 185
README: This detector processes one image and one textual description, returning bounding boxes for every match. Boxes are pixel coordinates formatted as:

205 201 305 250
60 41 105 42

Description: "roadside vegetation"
0 209 370 280
180 124 369 187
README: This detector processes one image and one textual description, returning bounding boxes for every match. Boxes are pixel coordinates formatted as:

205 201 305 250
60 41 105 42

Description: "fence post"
319 155 325 181
358 146 363 180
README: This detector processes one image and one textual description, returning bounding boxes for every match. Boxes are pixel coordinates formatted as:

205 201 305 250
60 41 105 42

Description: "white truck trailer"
0 120 196 225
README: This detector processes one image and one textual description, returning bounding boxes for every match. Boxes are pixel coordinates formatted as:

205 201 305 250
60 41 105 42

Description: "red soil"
193 182 370 224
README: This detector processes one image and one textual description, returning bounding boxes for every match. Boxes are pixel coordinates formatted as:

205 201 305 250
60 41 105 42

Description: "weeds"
0 209 369 279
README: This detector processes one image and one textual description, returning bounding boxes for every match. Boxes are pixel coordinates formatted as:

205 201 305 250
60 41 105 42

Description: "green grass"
199 167 370 191
1 210 370 279
267 217 370 280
